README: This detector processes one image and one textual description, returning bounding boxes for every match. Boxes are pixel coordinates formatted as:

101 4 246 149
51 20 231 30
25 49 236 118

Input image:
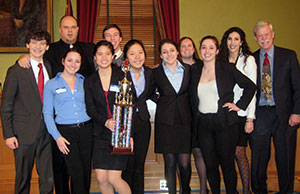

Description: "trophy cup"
111 60 134 154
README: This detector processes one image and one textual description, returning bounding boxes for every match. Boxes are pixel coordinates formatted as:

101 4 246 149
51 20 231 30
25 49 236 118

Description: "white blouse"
198 80 219 114
233 55 257 118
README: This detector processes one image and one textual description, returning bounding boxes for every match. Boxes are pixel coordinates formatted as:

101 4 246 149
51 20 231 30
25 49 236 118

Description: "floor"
90 190 300 194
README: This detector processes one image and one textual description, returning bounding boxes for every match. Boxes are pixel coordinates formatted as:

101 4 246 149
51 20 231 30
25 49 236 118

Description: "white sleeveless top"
197 80 219 113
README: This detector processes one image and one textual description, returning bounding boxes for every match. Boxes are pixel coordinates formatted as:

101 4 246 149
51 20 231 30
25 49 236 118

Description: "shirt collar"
114 49 123 59
55 72 84 80
162 60 185 71
260 45 274 58
30 58 43 67
130 66 144 75
59 39 78 48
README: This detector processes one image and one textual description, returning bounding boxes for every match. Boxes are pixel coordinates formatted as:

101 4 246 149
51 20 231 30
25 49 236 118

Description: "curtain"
77 0 99 42
154 0 179 42
65 0 73 16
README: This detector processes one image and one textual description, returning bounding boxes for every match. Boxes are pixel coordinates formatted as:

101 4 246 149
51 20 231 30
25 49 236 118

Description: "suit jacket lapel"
25 67 41 103
93 72 107 108
108 68 120 110
191 63 203 106
158 64 177 95
139 67 151 99
273 46 279 87
44 60 52 78
178 64 189 94
126 71 138 100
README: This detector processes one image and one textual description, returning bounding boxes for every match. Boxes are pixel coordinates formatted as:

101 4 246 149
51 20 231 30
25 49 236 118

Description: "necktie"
38 63 44 103
262 53 272 100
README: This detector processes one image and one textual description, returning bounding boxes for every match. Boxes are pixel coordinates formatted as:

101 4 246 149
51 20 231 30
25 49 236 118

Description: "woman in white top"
219 27 257 194
189 35 256 194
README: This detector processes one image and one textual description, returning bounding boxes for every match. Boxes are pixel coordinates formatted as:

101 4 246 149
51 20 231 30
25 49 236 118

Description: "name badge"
109 84 120 93
56 87 67 94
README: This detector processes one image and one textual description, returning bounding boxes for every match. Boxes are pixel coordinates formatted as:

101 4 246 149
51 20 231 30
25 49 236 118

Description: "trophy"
110 60 134 154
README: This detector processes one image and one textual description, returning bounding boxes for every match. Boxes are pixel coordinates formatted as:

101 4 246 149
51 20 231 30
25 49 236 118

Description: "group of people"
1 15 300 194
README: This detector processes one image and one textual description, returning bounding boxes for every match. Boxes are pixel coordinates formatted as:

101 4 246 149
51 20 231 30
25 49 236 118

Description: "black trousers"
250 106 297 194
122 113 151 194
51 138 71 194
197 113 238 194
13 123 53 194
56 122 93 194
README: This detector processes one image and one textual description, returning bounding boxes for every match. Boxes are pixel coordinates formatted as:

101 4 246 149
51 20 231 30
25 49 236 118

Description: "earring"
239 46 242 55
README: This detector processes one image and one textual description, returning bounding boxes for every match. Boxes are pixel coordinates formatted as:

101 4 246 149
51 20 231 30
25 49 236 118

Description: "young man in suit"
1 30 53 194
17 15 95 194
250 21 300 194
103 24 124 67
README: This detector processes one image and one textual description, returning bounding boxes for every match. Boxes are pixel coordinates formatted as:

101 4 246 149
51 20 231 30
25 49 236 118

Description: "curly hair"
218 27 252 64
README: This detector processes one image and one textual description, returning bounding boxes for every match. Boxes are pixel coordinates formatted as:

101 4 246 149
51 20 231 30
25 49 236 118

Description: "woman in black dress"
153 39 192 194
84 40 131 194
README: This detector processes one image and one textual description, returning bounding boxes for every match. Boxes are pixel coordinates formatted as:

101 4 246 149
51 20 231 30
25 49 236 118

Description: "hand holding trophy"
111 60 134 154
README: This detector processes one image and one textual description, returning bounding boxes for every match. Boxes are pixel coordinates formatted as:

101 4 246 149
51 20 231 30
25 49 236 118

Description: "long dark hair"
219 27 252 64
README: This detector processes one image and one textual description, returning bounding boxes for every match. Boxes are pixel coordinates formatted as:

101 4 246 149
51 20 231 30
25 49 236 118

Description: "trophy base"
109 145 134 155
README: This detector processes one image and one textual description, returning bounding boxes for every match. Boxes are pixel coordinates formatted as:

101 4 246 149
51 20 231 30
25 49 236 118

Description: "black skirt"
93 137 128 170
236 116 248 147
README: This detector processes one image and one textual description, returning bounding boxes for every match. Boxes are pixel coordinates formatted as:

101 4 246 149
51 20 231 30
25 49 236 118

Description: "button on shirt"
43 72 91 140
259 45 275 106
162 60 184 93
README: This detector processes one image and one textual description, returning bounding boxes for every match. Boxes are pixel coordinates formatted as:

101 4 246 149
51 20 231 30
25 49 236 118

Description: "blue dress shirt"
43 72 91 140
259 45 275 106
162 60 184 93
129 66 145 98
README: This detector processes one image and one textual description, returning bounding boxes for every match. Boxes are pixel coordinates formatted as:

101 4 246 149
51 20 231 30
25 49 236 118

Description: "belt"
57 120 91 128
259 105 276 109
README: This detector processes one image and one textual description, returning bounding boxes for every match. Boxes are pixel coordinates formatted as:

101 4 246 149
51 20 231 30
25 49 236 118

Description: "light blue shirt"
162 60 184 93
43 72 91 140
129 66 145 98
259 45 275 106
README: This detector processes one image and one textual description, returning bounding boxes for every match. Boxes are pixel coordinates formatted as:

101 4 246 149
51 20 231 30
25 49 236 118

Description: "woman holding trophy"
84 40 132 194
121 39 155 194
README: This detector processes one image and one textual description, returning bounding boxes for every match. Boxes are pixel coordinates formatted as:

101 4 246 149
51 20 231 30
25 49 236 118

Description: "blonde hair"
253 21 274 36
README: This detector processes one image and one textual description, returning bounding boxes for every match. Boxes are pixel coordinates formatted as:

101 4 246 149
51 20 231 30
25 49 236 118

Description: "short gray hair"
253 21 274 36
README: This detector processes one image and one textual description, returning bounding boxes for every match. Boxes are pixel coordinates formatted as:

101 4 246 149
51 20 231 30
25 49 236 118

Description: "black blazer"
254 46 300 123
189 60 256 130
84 67 122 139
126 66 154 121
152 63 192 126
1 61 52 144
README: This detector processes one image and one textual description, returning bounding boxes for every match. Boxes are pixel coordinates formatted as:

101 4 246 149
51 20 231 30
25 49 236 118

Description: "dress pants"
13 123 53 194
197 113 239 194
122 113 151 194
51 139 71 194
57 122 93 194
250 106 297 194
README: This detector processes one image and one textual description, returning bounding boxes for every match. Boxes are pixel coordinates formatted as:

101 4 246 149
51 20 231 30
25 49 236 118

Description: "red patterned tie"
38 63 44 103
262 53 272 100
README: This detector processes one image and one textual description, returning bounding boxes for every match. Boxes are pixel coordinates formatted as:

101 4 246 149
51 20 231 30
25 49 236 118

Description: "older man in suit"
250 21 300 194
1 30 53 194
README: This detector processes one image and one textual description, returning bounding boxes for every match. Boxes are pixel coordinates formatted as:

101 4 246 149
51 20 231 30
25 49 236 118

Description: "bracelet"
246 120 254 123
